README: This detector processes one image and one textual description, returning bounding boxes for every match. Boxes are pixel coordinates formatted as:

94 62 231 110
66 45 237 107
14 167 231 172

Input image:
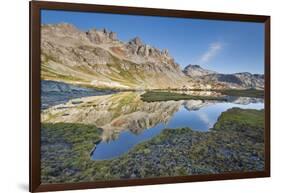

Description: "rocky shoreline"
41 80 115 109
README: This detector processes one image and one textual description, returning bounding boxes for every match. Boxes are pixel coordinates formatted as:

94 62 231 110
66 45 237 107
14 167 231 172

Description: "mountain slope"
183 65 264 89
183 64 217 77
41 23 192 90
41 23 264 90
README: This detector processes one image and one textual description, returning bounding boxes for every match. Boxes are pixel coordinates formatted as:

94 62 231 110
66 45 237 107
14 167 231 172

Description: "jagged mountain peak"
126 37 172 60
41 23 264 90
86 27 117 44
41 23 190 90
129 37 143 46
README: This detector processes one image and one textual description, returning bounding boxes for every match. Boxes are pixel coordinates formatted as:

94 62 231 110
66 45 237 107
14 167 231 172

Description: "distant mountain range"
41 23 264 90
183 64 264 90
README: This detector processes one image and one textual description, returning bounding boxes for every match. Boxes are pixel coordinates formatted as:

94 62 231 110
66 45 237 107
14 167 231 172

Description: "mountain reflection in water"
41 91 264 160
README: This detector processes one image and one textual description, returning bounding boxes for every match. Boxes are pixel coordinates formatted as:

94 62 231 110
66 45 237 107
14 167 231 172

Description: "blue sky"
41 10 264 74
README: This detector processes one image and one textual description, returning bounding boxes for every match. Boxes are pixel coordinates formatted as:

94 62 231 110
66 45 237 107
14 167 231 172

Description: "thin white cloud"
199 42 223 64
197 112 213 128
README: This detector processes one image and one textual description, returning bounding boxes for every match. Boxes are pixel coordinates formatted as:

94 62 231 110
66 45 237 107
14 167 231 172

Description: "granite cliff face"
41 23 264 90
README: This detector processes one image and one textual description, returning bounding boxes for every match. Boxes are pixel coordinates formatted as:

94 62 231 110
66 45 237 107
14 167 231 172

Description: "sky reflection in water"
92 100 264 160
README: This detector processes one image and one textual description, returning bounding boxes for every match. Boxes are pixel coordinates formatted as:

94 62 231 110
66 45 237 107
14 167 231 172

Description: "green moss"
218 89 264 98
41 123 102 183
41 108 265 184
213 107 264 129
141 91 227 102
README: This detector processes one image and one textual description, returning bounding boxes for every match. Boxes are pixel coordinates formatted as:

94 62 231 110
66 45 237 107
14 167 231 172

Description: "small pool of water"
92 101 264 160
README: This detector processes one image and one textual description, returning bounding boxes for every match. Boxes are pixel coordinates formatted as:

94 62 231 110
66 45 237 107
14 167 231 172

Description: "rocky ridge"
41 23 264 90
183 64 264 89
41 23 191 90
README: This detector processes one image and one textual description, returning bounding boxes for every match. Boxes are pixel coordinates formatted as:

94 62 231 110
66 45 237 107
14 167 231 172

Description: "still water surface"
92 96 264 160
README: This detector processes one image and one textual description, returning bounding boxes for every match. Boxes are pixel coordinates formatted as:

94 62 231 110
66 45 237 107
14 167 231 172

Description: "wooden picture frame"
30 1 270 192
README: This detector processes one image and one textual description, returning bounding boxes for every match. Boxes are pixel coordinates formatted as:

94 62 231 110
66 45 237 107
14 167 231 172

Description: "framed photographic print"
30 1 270 192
